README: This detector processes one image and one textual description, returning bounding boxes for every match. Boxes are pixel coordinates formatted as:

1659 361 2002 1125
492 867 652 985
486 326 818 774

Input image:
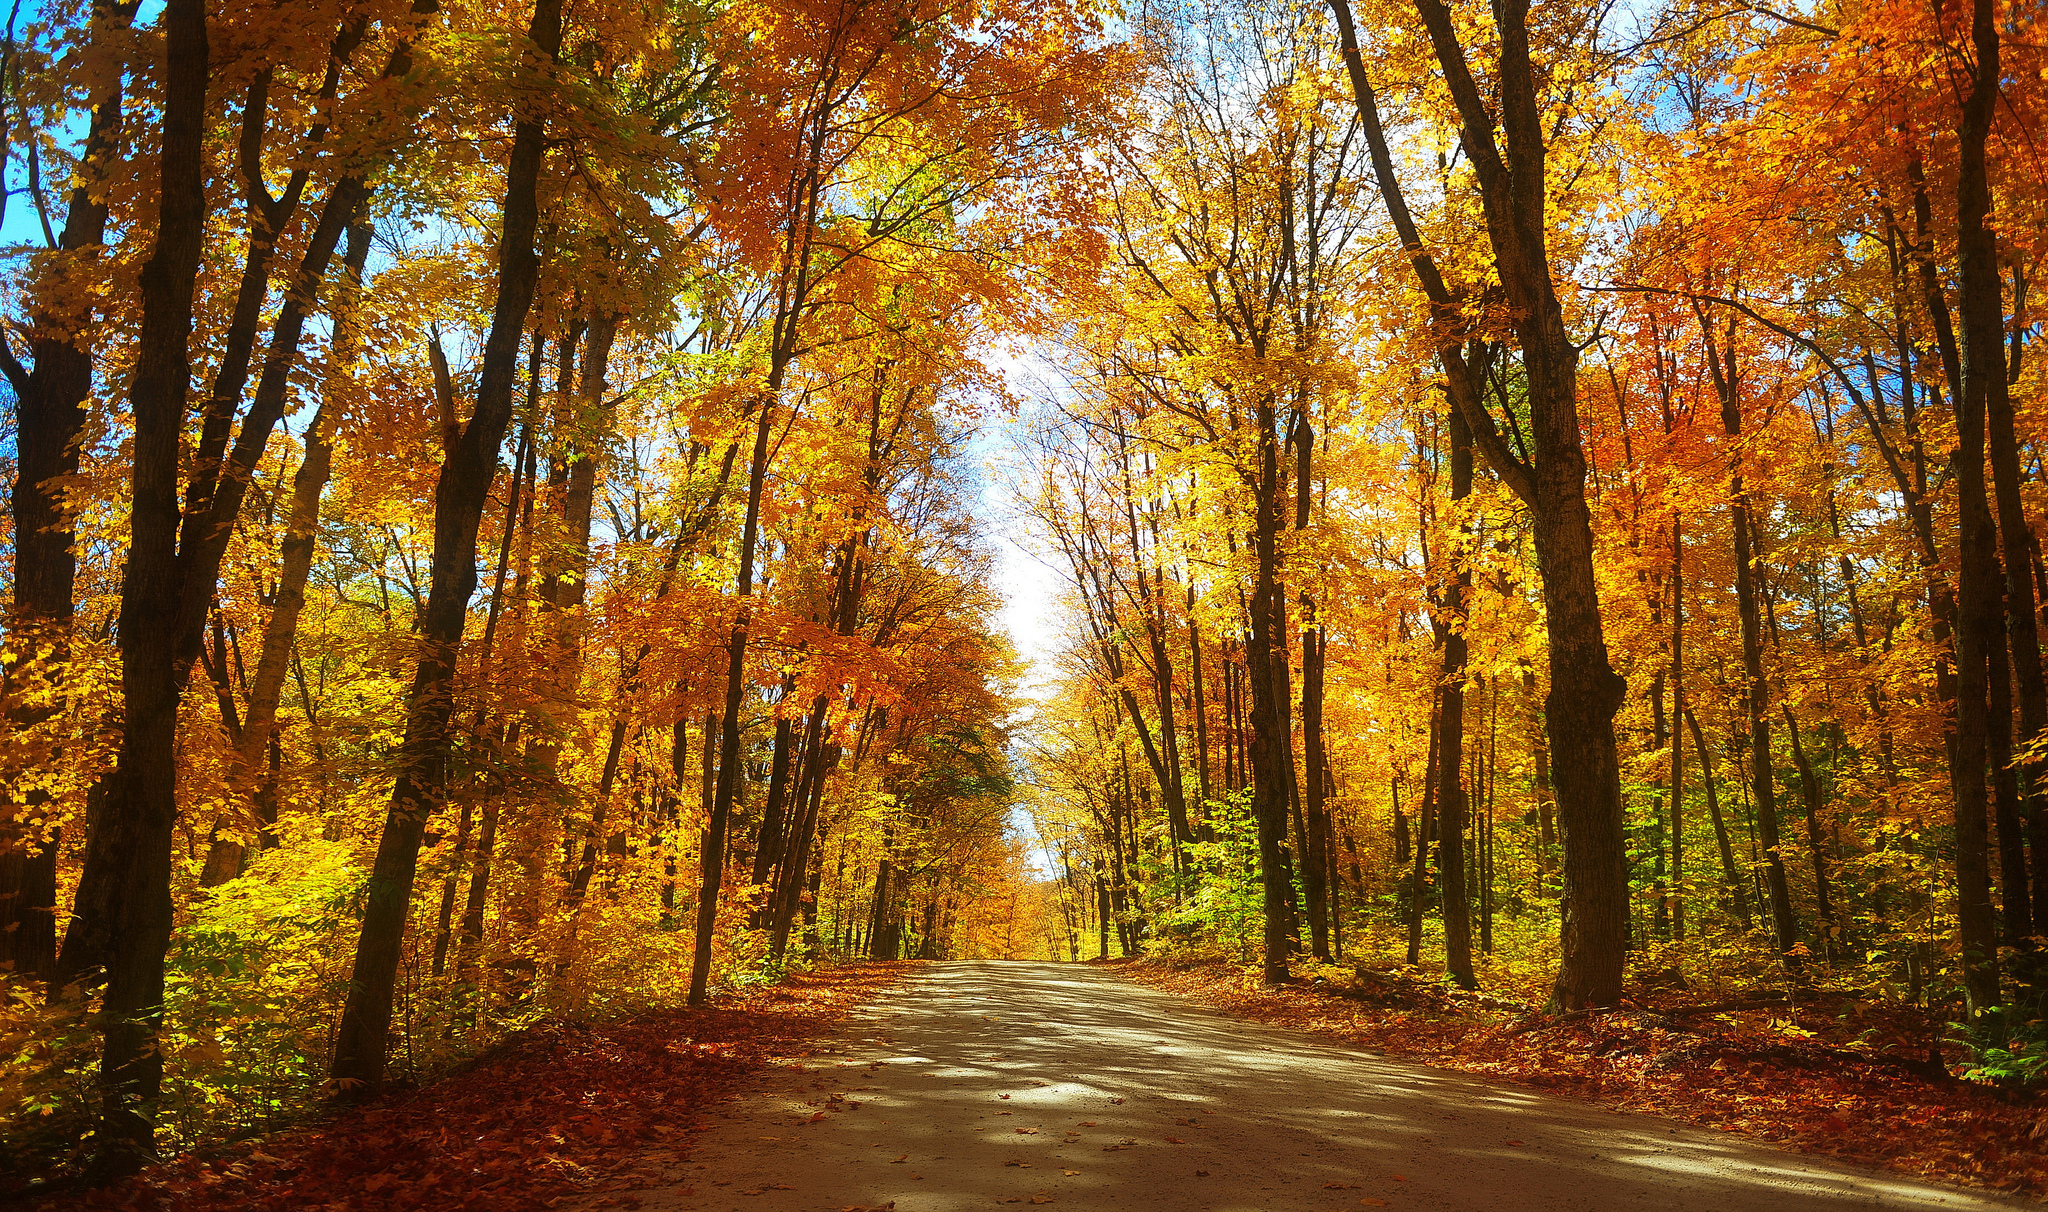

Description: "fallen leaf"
1164 1137 1185 1144
1079 1121 1097 1127
1109 1098 1125 1105
1390 1175 1407 1182
1505 1140 1523 1147
1062 1170 1080 1176
1360 1200 1388 1208
1016 1127 1039 1134
892 1155 908 1163
1194 1170 1210 1177
1000 1094 1012 1100
742 1191 763 1197
769 1185 796 1191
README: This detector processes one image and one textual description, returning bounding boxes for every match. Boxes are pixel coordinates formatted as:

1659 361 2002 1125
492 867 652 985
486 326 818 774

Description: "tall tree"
60 0 208 1171
1329 0 1632 1008
329 0 564 1089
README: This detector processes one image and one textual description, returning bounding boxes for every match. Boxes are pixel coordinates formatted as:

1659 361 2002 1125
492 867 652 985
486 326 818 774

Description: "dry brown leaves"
42 962 911 1212
1114 958 2047 1199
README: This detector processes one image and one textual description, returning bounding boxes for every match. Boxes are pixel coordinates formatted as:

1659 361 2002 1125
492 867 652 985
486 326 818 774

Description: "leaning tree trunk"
328 0 561 1089
200 220 372 886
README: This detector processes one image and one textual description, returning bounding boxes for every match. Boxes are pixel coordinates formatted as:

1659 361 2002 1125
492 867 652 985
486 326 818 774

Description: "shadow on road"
657 961 2010 1212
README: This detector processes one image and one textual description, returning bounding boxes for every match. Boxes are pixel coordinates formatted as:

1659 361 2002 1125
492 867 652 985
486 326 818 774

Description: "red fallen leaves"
1121 960 2048 1198
43 963 908 1212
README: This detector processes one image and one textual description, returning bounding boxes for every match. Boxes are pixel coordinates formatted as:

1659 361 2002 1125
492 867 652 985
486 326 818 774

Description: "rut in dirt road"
647 962 2010 1212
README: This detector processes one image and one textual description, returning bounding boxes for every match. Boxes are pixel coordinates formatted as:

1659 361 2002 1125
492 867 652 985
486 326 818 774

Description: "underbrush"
1 843 831 1196
12 962 906 1210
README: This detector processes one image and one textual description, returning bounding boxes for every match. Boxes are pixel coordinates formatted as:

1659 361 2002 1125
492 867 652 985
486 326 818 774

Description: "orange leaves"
70 964 908 1211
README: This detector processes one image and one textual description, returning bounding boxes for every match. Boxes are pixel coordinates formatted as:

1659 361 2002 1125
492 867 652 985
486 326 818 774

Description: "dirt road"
645 962 2012 1211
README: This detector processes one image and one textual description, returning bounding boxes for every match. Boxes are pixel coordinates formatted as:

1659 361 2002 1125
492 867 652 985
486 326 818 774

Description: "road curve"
646 961 2015 1212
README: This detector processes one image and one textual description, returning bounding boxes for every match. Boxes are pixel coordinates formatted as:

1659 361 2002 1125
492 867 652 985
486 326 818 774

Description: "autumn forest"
0 0 2044 1195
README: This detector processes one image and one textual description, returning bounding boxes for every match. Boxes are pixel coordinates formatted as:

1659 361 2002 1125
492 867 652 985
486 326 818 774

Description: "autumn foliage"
1 0 2045 1195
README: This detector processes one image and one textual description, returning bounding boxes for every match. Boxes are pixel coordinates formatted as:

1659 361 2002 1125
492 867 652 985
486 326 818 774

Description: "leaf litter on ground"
1112 956 2045 1198
36 962 908 1212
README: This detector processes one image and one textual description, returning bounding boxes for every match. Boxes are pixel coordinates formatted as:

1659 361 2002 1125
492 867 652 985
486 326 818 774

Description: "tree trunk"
201 220 372 886
328 0 560 1089
54 0 207 1173
1437 408 1476 989
688 397 778 1003
1407 704 1439 966
1301 608 1331 961
1782 708 1838 957
1685 706 1752 928
1954 0 2014 1008
1330 0 1630 1009
1245 407 1293 984
0 0 138 985
1701 316 1800 960
1669 518 1686 940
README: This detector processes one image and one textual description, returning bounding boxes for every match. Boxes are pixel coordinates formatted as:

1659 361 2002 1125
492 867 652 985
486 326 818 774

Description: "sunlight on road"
648 963 2013 1212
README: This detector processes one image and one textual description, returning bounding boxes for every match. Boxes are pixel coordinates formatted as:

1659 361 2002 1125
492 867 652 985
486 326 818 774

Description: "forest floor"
617 960 2019 1211
39 962 909 1212
1116 955 2044 1200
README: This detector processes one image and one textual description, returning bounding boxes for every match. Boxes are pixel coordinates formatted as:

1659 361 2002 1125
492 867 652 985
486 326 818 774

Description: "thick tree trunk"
1245 411 1294 984
1330 0 1628 1007
56 0 207 1173
0 0 138 984
1437 408 1476 989
328 0 560 1089
1954 0 2015 1006
64 0 433 1016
